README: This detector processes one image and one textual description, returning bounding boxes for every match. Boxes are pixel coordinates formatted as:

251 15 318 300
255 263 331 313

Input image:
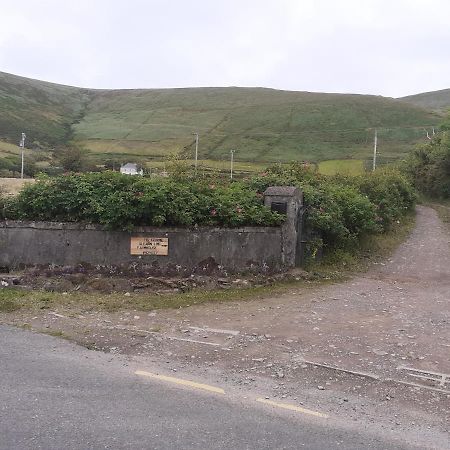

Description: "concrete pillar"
263 186 303 268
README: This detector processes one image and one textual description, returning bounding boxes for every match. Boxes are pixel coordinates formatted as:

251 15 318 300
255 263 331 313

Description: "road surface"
0 325 410 450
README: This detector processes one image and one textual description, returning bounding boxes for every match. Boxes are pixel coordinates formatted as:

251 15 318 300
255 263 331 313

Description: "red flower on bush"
210 209 217 216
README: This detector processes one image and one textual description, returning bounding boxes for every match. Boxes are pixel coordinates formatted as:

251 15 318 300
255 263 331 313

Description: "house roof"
263 186 300 197
121 163 138 169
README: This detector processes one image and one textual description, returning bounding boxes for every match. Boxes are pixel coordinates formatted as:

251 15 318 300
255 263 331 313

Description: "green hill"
399 89 450 113
0 71 91 146
0 71 442 170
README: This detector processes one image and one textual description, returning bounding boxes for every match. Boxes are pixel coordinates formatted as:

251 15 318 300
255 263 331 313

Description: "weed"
43 329 67 338
0 288 26 312
0 298 19 312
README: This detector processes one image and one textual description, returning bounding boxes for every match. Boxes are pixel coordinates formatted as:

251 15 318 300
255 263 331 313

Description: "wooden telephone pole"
372 129 378 172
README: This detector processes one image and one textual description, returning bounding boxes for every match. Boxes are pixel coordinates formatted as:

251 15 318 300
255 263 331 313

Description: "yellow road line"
256 398 329 418
135 370 225 395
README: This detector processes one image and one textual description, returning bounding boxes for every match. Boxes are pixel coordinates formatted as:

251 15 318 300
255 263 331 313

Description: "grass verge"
0 281 316 315
0 288 26 312
428 201 450 230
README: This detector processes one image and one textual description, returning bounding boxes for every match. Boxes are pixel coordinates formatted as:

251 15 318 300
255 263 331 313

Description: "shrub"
403 131 450 199
3 163 415 252
6 172 283 230
246 163 413 249
355 168 416 230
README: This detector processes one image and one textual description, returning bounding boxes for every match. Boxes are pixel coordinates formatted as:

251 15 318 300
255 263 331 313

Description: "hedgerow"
4 172 283 230
246 162 415 249
2 163 416 252
403 130 450 198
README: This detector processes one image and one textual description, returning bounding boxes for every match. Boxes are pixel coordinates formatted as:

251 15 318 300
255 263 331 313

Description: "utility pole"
230 149 235 180
372 129 377 172
19 132 26 179
193 132 199 175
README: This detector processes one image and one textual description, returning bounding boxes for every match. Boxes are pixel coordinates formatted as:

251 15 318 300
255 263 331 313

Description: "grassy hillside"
399 89 450 113
0 71 91 146
0 71 442 170
75 87 440 165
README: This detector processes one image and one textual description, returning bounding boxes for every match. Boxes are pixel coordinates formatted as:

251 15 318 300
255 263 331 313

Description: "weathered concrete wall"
0 221 283 272
264 186 303 267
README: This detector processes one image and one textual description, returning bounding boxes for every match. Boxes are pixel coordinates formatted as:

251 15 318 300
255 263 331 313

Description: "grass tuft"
0 288 26 312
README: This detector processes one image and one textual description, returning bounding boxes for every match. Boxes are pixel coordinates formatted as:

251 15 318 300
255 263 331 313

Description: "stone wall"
0 221 283 273
0 186 306 273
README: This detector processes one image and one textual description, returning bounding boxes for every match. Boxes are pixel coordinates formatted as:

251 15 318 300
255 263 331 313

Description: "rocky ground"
1 205 449 448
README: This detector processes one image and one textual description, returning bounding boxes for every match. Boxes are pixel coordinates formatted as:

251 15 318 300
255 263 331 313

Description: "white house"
120 163 143 176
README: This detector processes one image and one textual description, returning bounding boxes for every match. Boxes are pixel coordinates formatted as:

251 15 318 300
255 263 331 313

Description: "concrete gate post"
263 186 303 268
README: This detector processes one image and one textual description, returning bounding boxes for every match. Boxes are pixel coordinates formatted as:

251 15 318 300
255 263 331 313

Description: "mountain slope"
399 89 450 113
0 71 91 146
0 71 441 166
74 87 440 163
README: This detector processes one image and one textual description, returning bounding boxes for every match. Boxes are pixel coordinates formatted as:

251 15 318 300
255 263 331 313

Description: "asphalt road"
0 325 409 450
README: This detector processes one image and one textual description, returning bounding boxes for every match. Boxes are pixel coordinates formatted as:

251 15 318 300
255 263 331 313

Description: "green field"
0 140 22 157
144 158 270 174
0 71 443 168
318 159 365 175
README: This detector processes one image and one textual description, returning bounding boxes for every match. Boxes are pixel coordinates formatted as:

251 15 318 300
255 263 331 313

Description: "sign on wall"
130 237 169 255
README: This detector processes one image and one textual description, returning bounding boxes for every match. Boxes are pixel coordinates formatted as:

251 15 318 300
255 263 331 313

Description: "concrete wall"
0 221 283 273
264 187 303 267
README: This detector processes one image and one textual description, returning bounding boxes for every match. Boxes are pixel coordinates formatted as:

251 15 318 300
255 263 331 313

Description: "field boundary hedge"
0 164 416 252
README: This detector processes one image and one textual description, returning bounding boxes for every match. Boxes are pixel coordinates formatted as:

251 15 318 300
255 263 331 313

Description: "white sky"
0 0 448 97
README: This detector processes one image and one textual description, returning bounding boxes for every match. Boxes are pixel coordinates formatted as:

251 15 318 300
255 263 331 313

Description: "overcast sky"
0 0 448 97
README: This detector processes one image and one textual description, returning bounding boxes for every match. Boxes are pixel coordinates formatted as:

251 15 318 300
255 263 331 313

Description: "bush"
5 172 283 230
246 163 414 249
403 131 450 198
4 163 415 252
355 169 416 230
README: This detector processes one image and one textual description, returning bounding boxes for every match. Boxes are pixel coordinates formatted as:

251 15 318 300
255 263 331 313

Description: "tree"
56 145 91 172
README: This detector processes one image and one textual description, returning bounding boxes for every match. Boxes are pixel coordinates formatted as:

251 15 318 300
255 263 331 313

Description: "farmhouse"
120 163 143 176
